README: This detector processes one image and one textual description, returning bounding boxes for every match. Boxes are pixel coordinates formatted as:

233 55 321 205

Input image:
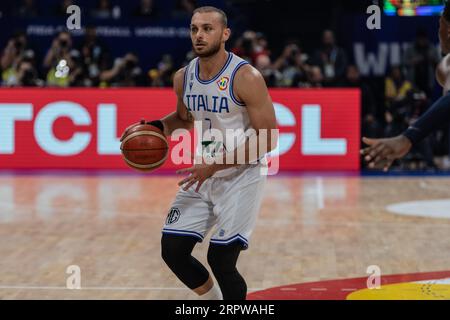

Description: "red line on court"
247 270 450 300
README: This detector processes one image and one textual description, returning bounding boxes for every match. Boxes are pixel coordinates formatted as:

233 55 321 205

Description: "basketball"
120 122 169 172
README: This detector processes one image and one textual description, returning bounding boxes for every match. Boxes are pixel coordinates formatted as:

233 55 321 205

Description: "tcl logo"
0 102 347 157
273 102 346 156
0 88 360 170
0 102 119 156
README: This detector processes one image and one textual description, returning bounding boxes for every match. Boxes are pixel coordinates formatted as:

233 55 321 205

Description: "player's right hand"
360 135 412 171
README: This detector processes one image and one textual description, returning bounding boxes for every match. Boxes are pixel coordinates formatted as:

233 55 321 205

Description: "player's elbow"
436 64 447 87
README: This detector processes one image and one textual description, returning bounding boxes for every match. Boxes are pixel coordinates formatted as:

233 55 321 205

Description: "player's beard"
193 39 222 58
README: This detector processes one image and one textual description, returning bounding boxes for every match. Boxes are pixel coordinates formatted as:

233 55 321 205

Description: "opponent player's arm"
408 13 450 143
362 91 450 170
361 14 450 170
159 67 194 137
213 65 278 170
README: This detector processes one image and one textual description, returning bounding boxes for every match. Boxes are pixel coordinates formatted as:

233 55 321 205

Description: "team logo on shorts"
166 207 180 225
217 77 229 91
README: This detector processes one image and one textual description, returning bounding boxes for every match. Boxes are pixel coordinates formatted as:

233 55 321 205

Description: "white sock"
198 283 223 300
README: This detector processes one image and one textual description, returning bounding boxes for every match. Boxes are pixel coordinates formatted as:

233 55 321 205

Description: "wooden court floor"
0 173 449 299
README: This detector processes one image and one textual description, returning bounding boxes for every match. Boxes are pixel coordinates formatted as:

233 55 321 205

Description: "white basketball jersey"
182 52 264 177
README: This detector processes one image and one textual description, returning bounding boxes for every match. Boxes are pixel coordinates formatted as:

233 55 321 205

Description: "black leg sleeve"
161 234 210 290
207 242 247 300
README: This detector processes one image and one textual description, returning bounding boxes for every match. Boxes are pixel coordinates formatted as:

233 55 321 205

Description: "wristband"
147 120 164 132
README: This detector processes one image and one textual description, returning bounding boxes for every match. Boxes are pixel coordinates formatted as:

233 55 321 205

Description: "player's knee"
207 249 226 274
161 236 176 267
161 234 194 267
161 234 210 290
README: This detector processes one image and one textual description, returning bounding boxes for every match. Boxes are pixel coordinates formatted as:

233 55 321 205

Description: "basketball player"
362 15 450 170
121 6 277 299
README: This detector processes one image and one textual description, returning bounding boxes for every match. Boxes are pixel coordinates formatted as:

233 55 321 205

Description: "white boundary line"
0 285 263 292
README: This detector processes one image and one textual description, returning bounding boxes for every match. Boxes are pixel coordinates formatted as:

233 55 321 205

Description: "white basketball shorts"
162 163 267 249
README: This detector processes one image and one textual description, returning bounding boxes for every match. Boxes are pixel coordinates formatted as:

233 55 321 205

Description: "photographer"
255 54 281 87
99 52 146 87
231 30 257 64
148 54 175 87
1 32 35 86
273 42 310 87
43 31 74 68
16 58 43 87
404 28 440 98
43 31 75 87
77 26 110 86
310 29 348 86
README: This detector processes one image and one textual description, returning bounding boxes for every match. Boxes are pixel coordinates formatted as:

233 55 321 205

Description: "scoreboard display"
384 0 444 16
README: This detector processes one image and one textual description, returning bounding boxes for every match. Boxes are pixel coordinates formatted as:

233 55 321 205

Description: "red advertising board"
0 88 360 171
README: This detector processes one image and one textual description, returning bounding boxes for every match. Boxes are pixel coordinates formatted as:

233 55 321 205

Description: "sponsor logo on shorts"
166 207 180 225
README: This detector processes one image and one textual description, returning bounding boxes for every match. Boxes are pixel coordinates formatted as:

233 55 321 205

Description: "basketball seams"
121 130 168 148
122 150 169 170
120 129 169 171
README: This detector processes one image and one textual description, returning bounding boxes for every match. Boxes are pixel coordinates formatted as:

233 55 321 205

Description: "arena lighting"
384 0 444 16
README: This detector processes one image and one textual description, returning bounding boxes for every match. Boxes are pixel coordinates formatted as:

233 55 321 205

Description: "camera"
242 38 253 52
14 39 24 51
22 69 35 85
125 59 137 70
59 39 69 49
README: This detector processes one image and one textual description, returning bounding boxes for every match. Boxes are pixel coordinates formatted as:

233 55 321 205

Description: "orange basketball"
120 123 168 172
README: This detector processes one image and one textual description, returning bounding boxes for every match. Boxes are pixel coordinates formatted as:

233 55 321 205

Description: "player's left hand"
176 164 218 192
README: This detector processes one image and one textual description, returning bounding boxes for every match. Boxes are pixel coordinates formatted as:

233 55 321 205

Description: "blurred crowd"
1 0 450 170
6 0 196 20
229 28 450 170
